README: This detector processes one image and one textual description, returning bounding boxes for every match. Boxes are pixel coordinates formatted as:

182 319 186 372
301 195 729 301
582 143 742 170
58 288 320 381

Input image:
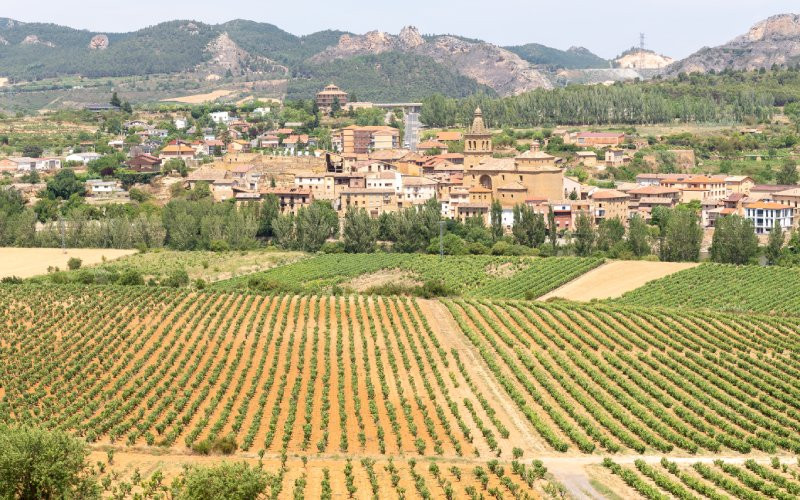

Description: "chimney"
530 140 540 152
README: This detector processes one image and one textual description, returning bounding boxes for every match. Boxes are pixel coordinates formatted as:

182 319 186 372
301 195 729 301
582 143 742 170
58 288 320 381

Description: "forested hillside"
288 52 495 101
506 44 609 69
420 68 800 127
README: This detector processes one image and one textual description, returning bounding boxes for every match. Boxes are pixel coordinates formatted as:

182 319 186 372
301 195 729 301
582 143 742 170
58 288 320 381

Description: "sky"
2 0 799 59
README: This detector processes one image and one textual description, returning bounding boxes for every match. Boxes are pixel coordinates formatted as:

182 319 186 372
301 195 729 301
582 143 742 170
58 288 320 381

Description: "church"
461 108 564 207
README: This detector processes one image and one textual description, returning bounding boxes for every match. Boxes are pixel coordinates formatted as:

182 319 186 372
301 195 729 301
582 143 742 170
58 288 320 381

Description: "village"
2 84 797 247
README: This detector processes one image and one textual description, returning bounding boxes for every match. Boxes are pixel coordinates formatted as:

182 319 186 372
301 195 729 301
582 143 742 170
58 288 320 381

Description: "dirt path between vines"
539 260 699 302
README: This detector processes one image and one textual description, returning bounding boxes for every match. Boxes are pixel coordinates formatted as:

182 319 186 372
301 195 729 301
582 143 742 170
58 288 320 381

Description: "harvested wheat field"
160 89 233 104
0 247 136 278
538 260 698 301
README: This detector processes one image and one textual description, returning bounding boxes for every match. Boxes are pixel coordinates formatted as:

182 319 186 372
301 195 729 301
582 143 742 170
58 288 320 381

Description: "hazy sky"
3 0 798 59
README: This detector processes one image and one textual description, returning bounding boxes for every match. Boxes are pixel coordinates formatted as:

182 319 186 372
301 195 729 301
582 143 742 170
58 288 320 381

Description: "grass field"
215 253 604 299
28 248 303 284
615 263 800 315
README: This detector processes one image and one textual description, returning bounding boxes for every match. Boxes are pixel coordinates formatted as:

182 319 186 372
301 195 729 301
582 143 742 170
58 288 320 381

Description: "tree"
46 169 84 200
765 220 785 265
296 201 339 252
627 214 651 257
664 208 702 262
272 213 296 249
110 91 122 108
0 425 100 499
176 463 270 500
490 200 503 241
343 207 377 253
330 97 342 116
573 213 595 256
547 205 558 250
776 158 799 185
512 204 545 248
596 218 625 252
710 215 758 264
22 145 43 158
257 195 280 238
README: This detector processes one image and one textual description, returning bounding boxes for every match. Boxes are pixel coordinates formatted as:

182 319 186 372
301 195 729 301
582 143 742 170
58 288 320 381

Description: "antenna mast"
639 33 646 69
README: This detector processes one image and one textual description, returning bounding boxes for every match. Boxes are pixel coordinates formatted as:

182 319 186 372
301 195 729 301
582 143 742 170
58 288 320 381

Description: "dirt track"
539 260 698 302
0 247 135 278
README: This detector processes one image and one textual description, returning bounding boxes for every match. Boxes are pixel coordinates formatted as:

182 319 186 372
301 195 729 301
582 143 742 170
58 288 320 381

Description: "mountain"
505 44 609 69
305 26 554 95
669 13 800 74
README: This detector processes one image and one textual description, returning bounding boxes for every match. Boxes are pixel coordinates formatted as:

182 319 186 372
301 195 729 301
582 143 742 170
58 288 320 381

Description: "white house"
5 157 62 172
744 201 793 235
86 179 122 197
399 176 437 206
210 112 231 124
174 118 188 130
66 152 102 165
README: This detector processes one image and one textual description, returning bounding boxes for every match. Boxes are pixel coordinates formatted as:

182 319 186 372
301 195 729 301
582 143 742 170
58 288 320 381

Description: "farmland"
0 247 136 279
216 253 604 299
3 255 800 498
615 263 800 315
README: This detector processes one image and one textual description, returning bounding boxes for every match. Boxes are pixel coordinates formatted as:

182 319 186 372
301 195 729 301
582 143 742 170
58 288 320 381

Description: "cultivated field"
216 253 604 299
0 247 135 278
3 255 800 498
539 260 698 302
160 89 234 104
616 263 800 315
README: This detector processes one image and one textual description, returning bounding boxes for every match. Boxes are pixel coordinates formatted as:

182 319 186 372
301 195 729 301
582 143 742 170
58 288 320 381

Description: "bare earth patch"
0 247 136 279
539 260 699 302
345 268 422 292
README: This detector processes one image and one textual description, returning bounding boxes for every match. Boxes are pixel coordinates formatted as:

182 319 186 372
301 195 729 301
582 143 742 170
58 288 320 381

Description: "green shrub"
117 269 144 286
176 462 269 500
162 269 189 288
67 257 82 270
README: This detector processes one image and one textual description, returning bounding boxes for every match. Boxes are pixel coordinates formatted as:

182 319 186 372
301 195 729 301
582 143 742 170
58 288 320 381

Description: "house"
590 189 630 225
186 167 230 189
724 176 755 195
0 157 62 172
436 131 463 143
335 126 400 154
263 187 313 215
575 151 597 168
123 120 150 131
126 154 162 173
65 152 102 165
417 140 449 153
771 187 800 227
174 118 188 130
744 201 793 235
366 171 401 191
159 143 196 161
660 175 727 202
316 84 349 110
604 149 626 167
229 140 252 154
210 111 231 124
86 179 125 198
108 140 124 150
399 176 437 207
339 188 397 216
576 132 625 148
197 139 226 156
283 135 309 152
231 165 263 191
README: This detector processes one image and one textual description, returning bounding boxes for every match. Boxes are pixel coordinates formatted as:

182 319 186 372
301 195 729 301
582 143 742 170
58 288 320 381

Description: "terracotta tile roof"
436 131 463 142
745 201 791 210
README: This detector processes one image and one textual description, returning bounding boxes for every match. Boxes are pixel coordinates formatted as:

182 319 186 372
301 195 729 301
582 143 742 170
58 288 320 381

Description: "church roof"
467 107 489 135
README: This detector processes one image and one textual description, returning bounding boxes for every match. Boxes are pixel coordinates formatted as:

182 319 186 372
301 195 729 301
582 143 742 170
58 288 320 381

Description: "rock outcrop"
0 35 8 46
668 13 800 74
615 49 674 69
20 35 55 47
202 32 288 76
89 34 109 50
311 26 552 95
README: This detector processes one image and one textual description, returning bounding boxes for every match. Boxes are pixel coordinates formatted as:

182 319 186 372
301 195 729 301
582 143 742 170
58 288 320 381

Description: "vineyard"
444 298 800 455
215 253 603 299
615 263 800 315
603 457 800 500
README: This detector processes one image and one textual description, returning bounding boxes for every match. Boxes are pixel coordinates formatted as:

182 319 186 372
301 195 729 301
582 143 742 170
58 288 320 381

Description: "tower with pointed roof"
464 107 493 169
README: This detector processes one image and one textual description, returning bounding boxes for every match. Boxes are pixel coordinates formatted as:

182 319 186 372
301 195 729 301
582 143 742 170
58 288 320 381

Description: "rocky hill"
669 13 800 74
505 43 609 69
303 26 553 95
615 48 674 69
